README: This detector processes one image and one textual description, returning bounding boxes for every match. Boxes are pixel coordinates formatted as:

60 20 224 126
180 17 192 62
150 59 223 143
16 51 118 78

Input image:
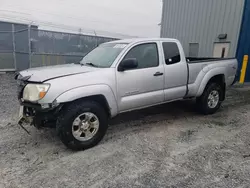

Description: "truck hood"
18 64 98 82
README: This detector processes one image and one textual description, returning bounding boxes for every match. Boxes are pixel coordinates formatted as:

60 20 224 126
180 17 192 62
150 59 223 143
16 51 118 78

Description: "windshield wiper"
85 62 99 67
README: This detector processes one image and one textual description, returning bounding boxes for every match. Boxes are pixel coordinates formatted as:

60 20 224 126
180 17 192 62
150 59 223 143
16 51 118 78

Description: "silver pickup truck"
16 38 238 150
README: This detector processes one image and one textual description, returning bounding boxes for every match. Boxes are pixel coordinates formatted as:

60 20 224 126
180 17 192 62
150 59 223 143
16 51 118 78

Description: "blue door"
237 0 250 82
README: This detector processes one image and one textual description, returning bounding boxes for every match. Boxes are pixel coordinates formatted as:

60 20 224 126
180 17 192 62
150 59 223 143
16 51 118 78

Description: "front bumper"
16 74 62 128
20 101 59 112
18 102 63 129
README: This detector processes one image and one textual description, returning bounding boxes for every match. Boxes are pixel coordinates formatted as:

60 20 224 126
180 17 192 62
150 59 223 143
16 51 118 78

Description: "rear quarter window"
162 42 181 65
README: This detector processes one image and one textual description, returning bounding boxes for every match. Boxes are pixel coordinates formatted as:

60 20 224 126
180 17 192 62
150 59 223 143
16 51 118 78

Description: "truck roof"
107 38 179 44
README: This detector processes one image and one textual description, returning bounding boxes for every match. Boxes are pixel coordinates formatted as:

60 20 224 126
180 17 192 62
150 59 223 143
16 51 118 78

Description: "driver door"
116 42 164 112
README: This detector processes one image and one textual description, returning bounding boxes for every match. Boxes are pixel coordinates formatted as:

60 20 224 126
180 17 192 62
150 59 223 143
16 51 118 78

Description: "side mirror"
118 58 138 72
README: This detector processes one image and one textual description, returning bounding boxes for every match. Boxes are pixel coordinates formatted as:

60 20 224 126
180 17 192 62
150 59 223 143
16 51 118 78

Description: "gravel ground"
1 73 250 188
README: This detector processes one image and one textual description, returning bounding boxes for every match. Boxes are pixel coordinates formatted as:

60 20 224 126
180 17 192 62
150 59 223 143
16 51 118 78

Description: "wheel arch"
197 73 226 100
55 85 118 117
67 95 112 118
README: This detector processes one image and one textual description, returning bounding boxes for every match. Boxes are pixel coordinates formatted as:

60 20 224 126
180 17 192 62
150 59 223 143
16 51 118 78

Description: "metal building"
161 0 250 81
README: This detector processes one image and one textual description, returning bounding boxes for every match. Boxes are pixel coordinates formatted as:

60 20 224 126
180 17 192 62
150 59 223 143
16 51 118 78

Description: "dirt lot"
1 73 250 188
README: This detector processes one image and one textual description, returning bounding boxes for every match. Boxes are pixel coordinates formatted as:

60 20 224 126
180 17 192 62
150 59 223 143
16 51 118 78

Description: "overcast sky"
0 0 162 38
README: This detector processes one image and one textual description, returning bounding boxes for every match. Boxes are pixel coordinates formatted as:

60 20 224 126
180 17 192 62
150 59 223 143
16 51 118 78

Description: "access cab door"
116 42 165 112
160 42 188 101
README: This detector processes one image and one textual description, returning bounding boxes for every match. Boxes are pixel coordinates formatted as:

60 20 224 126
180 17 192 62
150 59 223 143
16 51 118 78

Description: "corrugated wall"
161 0 245 57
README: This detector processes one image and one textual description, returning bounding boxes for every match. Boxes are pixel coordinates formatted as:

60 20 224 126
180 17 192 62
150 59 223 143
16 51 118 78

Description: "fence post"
79 28 82 50
28 25 31 68
94 30 98 47
12 24 17 71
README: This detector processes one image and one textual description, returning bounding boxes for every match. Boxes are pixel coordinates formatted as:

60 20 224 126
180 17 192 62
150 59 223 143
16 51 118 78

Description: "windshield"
80 43 128 68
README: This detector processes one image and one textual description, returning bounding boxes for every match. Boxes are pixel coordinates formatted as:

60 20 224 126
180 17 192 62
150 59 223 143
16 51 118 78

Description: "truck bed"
186 58 238 97
186 57 235 63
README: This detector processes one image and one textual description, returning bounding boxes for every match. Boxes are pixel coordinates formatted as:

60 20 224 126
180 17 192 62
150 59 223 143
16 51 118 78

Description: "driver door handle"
154 72 164 76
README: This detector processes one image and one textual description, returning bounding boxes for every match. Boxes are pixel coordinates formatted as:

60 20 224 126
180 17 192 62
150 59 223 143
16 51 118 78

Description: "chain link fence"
30 28 117 68
0 29 15 70
0 22 118 71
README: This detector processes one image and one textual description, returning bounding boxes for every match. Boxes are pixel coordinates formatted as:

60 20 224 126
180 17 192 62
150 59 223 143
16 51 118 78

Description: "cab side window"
162 42 181 65
123 43 159 69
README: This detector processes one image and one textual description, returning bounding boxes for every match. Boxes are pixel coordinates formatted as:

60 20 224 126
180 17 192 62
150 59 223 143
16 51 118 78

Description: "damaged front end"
15 73 62 131
18 101 62 128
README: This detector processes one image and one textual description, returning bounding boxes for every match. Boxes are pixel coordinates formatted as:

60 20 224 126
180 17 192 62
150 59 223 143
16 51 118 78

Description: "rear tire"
56 101 108 150
196 83 223 115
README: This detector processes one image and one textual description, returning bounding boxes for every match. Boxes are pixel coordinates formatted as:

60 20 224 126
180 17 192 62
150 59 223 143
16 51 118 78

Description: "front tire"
56 101 108 150
196 83 223 115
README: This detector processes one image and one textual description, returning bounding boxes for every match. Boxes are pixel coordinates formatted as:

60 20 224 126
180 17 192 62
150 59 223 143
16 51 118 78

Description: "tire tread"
56 100 108 150
197 83 222 115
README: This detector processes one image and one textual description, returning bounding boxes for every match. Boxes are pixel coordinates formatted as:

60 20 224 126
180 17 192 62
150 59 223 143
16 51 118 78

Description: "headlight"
23 84 50 102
